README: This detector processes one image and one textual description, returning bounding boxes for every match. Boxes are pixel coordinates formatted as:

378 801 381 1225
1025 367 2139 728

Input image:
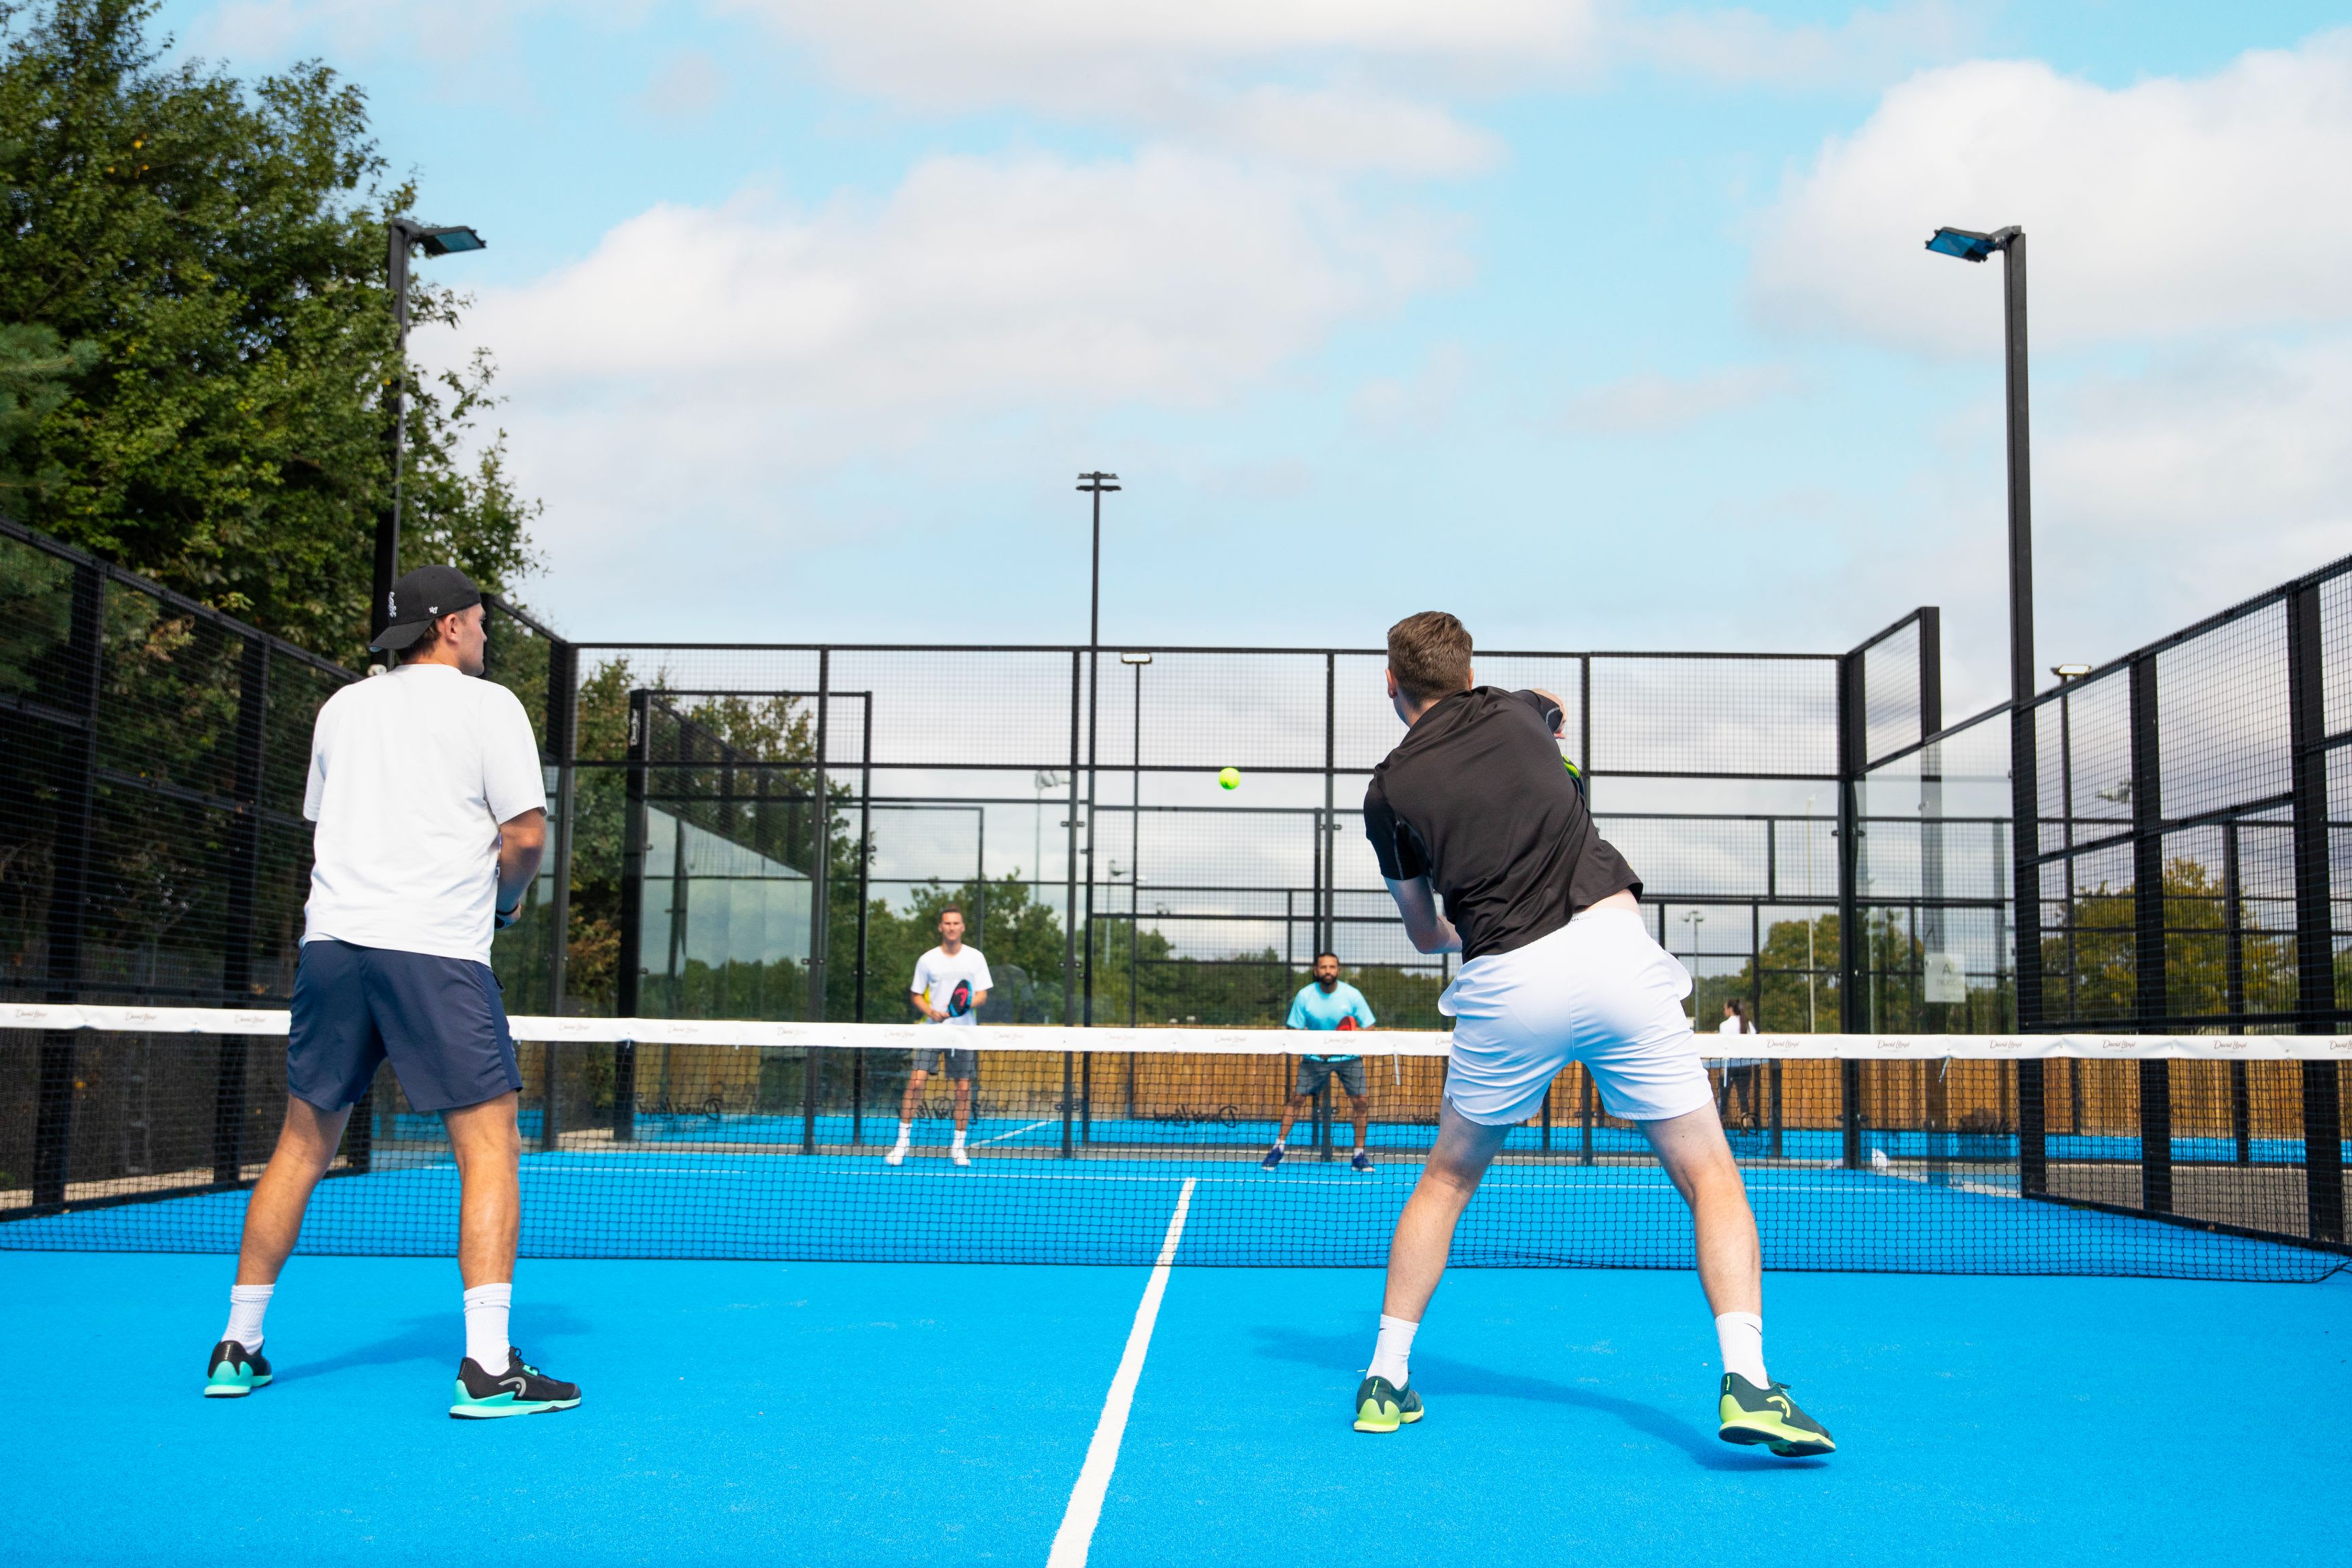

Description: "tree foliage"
0 0 535 660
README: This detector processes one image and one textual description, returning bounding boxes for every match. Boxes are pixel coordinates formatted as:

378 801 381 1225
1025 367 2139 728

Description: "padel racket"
1336 1016 1357 1031
948 979 972 1018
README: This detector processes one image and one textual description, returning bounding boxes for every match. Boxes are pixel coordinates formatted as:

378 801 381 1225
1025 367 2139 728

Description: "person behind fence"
204 564 581 1419
1262 952 1379 1171
1347 609 1832 1458
889 905 992 1167
1716 999 1764 1129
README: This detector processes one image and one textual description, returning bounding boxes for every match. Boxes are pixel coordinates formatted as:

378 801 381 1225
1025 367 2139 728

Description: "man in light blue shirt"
1263 952 1378 1171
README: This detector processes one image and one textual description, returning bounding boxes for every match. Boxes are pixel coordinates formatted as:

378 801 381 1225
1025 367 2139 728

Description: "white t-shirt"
1716 1014 1762 1068
302 662 547 964
910 945 994 1026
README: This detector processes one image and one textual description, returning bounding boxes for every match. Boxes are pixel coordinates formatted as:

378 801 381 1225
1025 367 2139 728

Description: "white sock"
463 1283 513 1372
1715 1311 1767 1387
222 1283 273 1349
894 1119 913 1148
952 1128 967 1150
1272 1134 1286 1149
1367 1313 1417 1386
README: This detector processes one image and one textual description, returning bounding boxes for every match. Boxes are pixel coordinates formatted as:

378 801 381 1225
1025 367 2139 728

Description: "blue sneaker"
1350 1150 1373 1172
1261 1145 1286 1169
204 1340 271 1398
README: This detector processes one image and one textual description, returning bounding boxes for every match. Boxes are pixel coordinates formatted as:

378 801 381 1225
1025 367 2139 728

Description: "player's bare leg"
887 1069 930 1164
1345 1092 1373 1167
1261 1089 1318 1168
1641 1103 1760 1316
1379 1101 1515 1320
949 1077 973 1165
234 1096 353 1285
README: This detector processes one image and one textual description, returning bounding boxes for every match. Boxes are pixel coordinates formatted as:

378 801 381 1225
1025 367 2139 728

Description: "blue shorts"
289 939 522 1114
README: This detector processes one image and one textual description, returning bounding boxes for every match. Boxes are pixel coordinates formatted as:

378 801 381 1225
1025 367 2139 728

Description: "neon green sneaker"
1352 1374 1423 1434
1717 1373 1834 1457
204 1340 271 1398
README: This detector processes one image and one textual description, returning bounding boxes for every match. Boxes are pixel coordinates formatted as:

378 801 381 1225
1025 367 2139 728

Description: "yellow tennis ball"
1218 767 1241 790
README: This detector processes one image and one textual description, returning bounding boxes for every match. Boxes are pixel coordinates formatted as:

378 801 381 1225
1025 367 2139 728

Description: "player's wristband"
494 900 522 930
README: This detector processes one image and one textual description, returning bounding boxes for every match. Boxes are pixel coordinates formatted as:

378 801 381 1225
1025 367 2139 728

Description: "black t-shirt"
1362 687 1640 963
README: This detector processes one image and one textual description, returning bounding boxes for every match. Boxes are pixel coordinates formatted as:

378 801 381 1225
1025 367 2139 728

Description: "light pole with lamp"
1927 221 2049 1188
374 219 486 668
2052 661 2090 1132
1923 223 2039 1027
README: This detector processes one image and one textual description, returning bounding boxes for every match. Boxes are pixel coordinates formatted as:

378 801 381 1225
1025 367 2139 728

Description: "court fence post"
614 689 651 1144
213 631 270 1186
1061 1053 1074 1157
1579 1071 1594 1167
542 638 577 1152
2129 654 2171 1215
1835 645 1865 1171
2287 581 2345 1241
33 558 104 1211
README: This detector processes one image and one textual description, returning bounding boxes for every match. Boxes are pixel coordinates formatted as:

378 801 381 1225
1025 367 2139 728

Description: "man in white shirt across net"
888 905 993 1167
202 564 579 1419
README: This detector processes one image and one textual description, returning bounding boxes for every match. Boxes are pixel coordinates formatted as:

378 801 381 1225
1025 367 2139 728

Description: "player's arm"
494 809 547 928
1384 875 1461 955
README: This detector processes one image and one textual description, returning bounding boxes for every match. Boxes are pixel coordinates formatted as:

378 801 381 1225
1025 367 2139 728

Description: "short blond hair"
1387 612 1472 704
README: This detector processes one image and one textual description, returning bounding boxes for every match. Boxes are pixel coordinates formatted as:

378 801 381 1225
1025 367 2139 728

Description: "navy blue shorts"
289 939 522 1114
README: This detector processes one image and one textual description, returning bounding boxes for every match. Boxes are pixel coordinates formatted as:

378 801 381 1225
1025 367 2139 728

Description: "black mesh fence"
3 508 2347 1260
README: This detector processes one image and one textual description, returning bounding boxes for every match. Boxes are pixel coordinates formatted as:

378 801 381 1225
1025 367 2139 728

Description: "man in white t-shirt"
887 905 992 1168
201 564 579 1419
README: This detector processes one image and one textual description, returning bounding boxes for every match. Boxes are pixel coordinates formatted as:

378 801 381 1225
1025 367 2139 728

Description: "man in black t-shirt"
1347 612 1833 1461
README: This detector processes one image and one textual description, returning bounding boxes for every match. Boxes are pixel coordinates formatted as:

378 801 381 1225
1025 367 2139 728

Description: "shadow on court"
1244 1322 1791 1470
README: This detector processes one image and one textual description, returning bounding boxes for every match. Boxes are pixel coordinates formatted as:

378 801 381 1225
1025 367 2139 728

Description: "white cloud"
1566 364 1794 432
1751 31 2352 352
475 148 1460 409
435 146 1467 584
1627 2 1974 91
641 50 727 121
2042 335 2352 605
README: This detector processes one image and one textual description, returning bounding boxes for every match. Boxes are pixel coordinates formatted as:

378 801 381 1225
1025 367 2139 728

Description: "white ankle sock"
894 1120 913 1147
222 1283 273 1349
951 1128 967 1150
463 1283 513 1372
1367 1313 1417 1385
1714 1311 1767 1386
1272 1135 1287 1150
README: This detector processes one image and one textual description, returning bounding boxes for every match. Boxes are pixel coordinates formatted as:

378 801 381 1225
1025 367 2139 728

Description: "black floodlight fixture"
1925 225 2019 263
413 224 486 257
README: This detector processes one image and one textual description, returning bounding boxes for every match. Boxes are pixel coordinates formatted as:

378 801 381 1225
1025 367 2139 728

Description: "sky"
149 0 2352 722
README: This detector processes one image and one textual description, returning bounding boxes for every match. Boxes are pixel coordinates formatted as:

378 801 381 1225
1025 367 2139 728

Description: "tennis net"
5 1008 2347 1281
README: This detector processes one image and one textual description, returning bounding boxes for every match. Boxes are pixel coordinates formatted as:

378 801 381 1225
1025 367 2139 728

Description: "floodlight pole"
373 218 484 667
1926 223 2036 1027
1077 471 1120 1027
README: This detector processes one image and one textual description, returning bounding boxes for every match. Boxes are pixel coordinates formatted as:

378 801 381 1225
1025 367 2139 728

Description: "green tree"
0 0 535 658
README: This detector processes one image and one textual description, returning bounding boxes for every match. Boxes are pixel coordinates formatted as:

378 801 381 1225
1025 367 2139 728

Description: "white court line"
973 1118 1058 1147
1047 1176 1195 1568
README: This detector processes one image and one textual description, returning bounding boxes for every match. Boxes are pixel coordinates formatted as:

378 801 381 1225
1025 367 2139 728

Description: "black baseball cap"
370 564 484 651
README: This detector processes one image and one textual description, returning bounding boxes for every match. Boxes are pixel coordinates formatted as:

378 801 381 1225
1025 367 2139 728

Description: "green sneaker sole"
1352 1406 1424 1433
203 1374 270 1398
1718 1415 1834 1457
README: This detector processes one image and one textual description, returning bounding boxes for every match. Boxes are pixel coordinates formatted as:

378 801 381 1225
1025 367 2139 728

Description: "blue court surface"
3 1248 2347 1567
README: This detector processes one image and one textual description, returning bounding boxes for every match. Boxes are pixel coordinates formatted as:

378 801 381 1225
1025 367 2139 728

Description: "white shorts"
1439 905 1712 1126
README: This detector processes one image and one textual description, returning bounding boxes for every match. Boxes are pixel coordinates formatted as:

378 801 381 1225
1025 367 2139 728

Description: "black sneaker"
450 1347 582 1419
204 1340 272 1398
1261 1145 1286 1169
